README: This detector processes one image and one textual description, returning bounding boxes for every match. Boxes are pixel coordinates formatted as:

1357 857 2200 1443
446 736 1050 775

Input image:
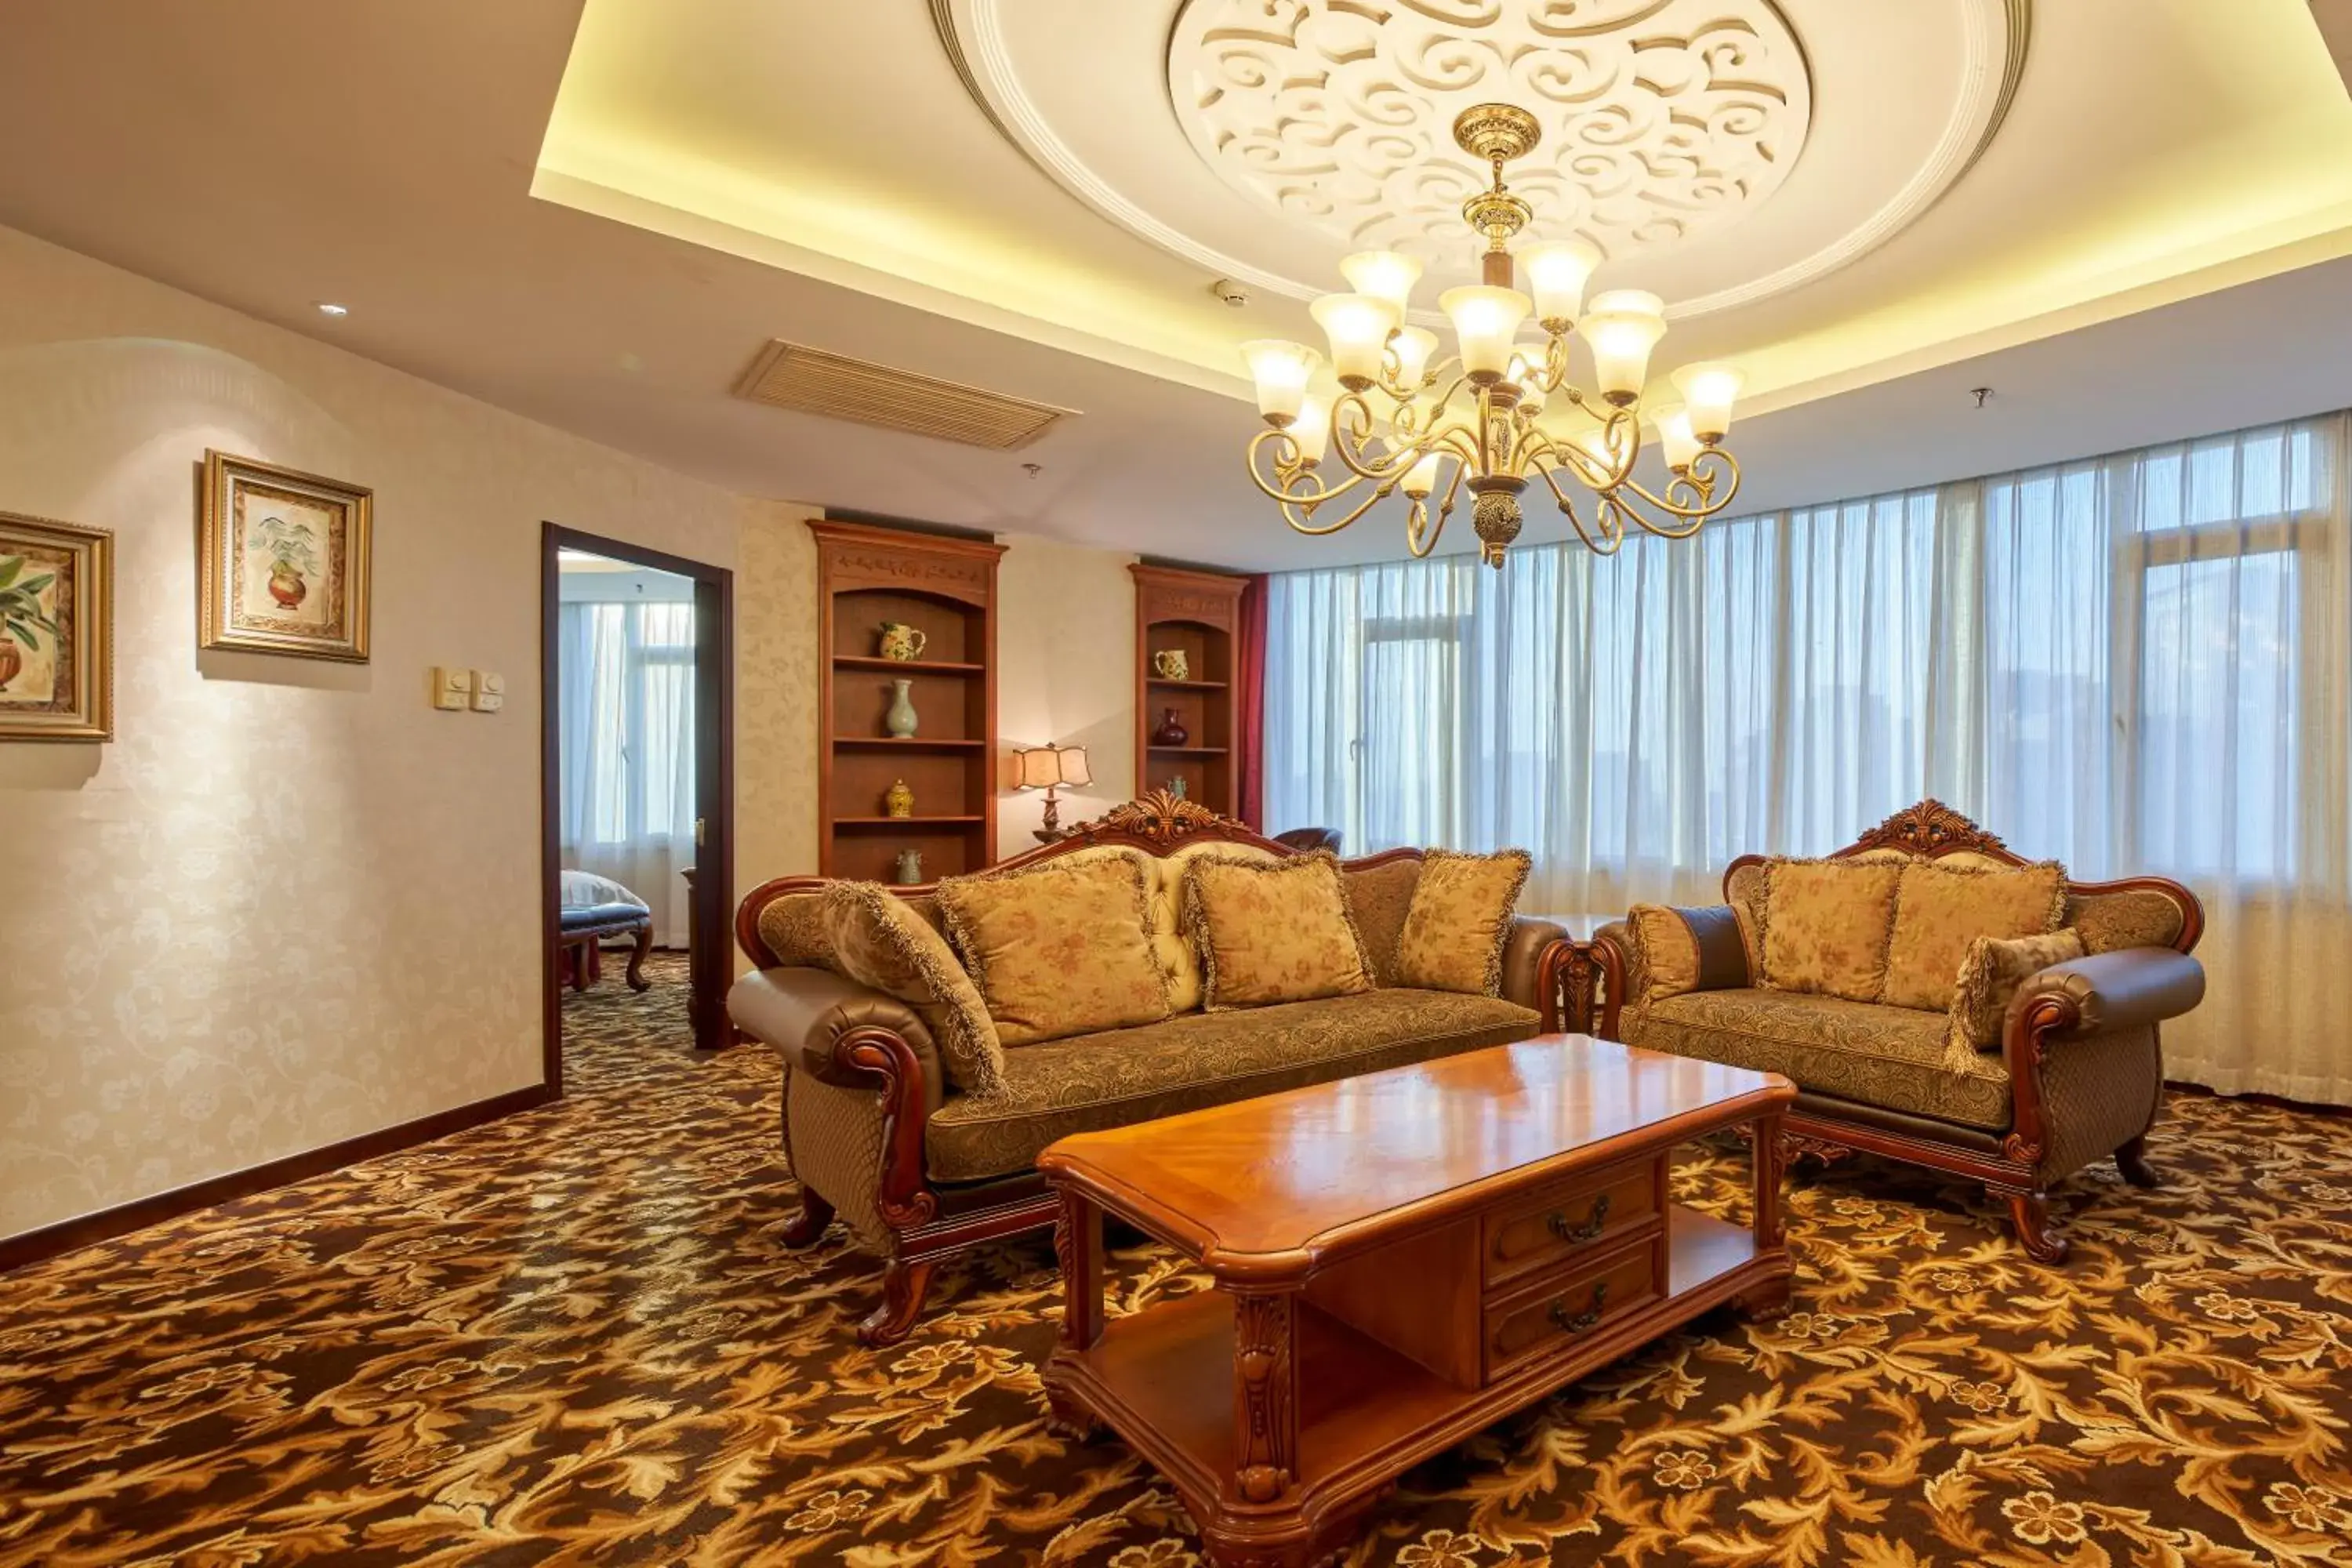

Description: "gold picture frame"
0 510 113 742
198 450 372 661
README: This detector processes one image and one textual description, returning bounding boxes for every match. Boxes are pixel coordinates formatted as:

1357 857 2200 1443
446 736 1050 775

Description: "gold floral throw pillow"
1880 858 2067 1012
823 883 1005 1096
1759 857 1904 1002
936 852 1172 1047
1392 848 1533 996
754 891 834 971
1184 851 1375 1010
1948 927 2087 1055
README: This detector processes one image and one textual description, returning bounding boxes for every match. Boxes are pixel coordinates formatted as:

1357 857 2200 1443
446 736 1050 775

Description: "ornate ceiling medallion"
935 0 2029 322
1169 0 1813 274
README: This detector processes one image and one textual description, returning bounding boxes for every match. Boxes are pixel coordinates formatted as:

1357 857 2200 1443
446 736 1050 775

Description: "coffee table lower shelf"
1051 1205 1784 1564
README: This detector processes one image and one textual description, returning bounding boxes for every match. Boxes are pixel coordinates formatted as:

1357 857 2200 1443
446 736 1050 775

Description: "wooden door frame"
541 522 737 1087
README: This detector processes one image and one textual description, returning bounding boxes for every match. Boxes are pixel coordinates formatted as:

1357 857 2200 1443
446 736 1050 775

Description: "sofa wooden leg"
2001 1188 2069 1264
858 1257 937 1348
624 925 653 992
779 1190 834 1249
2115 1136 2160 1189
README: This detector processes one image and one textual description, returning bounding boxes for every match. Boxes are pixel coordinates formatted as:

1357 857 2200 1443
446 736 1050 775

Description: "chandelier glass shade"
1240 103 1749 567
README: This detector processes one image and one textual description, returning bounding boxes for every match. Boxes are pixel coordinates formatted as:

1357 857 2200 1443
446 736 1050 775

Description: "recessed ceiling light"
315 302 350 318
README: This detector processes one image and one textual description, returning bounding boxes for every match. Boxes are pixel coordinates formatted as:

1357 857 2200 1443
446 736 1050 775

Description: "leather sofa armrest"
2007 947 2207 1043
726 967 948 1118
1503 916 1570 1025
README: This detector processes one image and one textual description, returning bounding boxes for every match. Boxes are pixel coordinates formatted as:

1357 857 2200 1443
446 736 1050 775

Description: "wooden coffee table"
1039 1034 1795 1568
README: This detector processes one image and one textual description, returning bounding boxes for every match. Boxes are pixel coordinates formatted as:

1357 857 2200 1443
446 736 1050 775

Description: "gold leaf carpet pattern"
3 953 2351 1566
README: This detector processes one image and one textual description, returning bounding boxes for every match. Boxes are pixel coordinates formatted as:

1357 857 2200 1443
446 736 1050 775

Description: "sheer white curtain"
558 600 698 946
1266 412 2352 1102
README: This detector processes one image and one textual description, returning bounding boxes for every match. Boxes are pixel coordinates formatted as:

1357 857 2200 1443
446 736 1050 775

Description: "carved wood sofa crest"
1588 800 2206 1261
729 792 1575 1344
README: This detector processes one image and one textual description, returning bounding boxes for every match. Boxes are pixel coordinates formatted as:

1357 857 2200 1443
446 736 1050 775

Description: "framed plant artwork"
198 451 372 661
0 510 113 742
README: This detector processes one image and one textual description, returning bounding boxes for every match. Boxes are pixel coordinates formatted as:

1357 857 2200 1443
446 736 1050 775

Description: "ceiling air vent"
732 340 1074 451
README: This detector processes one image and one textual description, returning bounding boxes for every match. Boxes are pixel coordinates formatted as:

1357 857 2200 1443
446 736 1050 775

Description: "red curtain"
1236 573 1269 829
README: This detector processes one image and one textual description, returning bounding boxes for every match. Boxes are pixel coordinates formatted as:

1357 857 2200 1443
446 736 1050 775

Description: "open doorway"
540 524 735 1083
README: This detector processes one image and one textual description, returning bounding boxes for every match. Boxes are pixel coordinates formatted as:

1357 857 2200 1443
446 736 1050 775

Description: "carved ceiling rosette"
1171 0 1810 270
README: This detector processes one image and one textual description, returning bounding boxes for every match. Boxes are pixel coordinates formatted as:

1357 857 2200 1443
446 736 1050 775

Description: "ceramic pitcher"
877 622 927 662
1152 648 1189 681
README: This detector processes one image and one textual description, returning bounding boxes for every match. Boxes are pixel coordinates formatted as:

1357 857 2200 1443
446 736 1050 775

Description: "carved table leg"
1560 942 1599 1036
2115 1136 2160 1189
858 1255 936 1348
1230 1290 1299 1505
1047 1188 1109 1439
625 924 653 991
1735 1109 1792 1318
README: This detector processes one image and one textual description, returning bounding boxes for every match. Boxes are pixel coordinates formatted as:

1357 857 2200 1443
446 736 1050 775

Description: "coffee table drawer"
1481 1154 1662 1289
1483 1231 1661 1382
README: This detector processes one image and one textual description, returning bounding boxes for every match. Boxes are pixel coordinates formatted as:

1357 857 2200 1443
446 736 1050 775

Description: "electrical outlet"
470 670 504 713
431 666 473 711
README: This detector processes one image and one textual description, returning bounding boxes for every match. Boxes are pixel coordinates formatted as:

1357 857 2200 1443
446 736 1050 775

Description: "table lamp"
1017 744 1093 842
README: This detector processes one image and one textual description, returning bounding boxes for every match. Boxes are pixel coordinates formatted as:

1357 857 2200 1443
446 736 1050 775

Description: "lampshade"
1310 292 1401 388
1520 240 1602 328
1388 325 1439 390
1438 285 1532 381
1339 249 1423 314
1581 291 1668 405
1402 450 1443 498
1671 361 1746 442
1652 405 1703 473
1017 745 1091 789
1240 339 1320 424
1288 395 1331 466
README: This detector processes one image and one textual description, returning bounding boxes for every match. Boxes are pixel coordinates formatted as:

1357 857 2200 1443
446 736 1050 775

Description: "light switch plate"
474 670 506 695
431 666 473 710
470 691 504 713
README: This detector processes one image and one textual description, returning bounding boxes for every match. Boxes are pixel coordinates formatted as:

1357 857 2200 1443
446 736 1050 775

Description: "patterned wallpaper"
0 227 1142 1243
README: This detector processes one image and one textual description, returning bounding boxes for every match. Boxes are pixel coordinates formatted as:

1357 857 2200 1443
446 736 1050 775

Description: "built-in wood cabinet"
1131 564 1249 820
812 519 1007 880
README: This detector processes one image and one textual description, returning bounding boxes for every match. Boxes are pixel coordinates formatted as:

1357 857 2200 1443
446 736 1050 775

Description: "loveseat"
1589 800 2205 1261
730 791 1573 1344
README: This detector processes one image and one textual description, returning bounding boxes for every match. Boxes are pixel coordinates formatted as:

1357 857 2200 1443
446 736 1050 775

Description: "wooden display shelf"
814 519 1007 879
1133 564 1250 822
832 655 986 674
832 735 987 750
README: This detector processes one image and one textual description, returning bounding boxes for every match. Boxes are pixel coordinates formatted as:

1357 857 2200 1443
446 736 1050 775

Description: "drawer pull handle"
1550 1280 1609 1335
1546 1192 1610 1243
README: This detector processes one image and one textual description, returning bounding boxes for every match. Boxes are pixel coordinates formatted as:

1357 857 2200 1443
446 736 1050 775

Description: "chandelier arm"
1329 393 1456 484
1246 426 1378 510
1407 461 1470 557
1279 480 1397 538
1533 468 1623 556
1523 430 1617 492
1613 448 1744 521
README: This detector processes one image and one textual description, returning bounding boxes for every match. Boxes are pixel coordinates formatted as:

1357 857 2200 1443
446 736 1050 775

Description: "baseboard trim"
0 1081 561 1273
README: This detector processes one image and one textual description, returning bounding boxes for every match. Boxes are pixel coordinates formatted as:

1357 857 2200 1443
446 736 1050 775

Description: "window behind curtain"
1263 412 2352 1101
559 597 698 945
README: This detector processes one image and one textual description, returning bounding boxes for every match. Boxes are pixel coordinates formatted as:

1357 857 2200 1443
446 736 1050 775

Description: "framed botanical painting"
199 451 372 661
0 510 112 742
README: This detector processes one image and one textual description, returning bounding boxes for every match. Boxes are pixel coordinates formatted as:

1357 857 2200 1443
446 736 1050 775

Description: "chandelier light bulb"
1653 405 1703 473
1338 250 1425 314
1402 451 1443 498
1671 362 1747 442
1439 285 1533 383
1389 325 1439 390
1310 292 1402 389
1582 296 1668 406
1240 339 1321 425
1289 395 1331 466
1519 240 1603 329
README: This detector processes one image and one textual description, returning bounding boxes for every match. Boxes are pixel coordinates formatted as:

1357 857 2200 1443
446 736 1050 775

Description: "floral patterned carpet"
4 953 2352 1566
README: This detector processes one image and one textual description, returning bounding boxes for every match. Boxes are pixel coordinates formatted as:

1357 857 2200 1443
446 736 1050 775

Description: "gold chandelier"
1240 103 1748 568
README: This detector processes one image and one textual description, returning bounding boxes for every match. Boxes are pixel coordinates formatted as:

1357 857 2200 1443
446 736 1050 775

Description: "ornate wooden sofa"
729 793 1573 1345
1589 801 2205 1261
